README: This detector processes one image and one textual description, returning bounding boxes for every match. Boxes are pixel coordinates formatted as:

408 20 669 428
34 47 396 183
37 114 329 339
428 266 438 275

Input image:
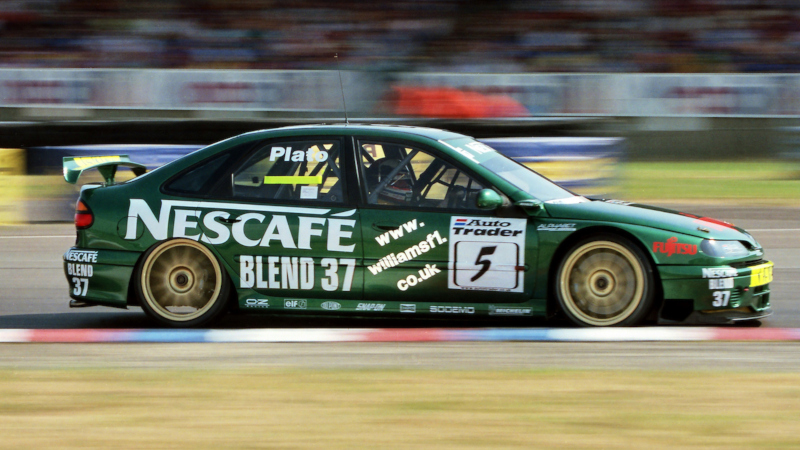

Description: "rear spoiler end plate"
63 155 147 185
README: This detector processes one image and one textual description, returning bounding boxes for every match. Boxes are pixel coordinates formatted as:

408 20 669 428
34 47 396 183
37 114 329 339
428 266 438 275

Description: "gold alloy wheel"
558 240 646 326
139 239 223 322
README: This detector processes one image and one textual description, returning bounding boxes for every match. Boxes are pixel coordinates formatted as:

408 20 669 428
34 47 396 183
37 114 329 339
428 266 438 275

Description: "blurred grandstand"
2 0 800 73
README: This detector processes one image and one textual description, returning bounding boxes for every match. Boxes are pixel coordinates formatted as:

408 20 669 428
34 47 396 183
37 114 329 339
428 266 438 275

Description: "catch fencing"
2 69 800 118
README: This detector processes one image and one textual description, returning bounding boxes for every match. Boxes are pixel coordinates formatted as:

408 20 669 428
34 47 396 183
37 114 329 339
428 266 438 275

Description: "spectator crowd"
1 0 799 73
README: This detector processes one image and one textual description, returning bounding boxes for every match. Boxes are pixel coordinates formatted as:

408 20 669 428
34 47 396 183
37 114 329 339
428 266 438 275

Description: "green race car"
63 124 773 327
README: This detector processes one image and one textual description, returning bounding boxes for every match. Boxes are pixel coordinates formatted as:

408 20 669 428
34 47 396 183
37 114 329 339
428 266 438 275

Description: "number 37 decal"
72 277 89 296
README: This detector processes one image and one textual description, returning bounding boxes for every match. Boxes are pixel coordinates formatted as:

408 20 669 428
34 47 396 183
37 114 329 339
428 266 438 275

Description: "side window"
359 140 486 210
164 152 233 196
230 140 344 203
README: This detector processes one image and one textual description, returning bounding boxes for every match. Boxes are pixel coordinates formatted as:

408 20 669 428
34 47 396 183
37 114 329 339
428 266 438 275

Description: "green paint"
60 125 773 327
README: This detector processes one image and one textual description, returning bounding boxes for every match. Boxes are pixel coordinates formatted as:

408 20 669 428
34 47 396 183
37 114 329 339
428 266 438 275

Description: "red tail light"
75 200 93 229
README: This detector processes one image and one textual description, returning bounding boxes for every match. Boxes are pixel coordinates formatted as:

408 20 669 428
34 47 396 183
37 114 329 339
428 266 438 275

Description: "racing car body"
63 125 773 327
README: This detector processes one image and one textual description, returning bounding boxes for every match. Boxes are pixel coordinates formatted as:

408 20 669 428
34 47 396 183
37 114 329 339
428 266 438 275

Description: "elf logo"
284 299 307 309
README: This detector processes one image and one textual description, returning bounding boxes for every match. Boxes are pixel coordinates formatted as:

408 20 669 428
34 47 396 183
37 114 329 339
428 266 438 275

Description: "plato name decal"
269 146 328 162
321 301 341 311
65 249 98 263
240 256 355 292
125 199 354 252
448 217 526 293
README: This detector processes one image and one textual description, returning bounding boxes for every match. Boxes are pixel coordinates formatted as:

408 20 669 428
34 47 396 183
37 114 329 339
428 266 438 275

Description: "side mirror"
475 189 504 210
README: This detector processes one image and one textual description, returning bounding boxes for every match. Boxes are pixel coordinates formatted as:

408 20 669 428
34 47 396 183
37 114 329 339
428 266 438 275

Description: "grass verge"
621 160 800 206
1 368 799 449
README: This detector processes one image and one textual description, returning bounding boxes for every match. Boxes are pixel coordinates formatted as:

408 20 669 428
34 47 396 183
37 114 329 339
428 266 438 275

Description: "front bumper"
678 307 773 325
63 247 140 309
658 261 773 325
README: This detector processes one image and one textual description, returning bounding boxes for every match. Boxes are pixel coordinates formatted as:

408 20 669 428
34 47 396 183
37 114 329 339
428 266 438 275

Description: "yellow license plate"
749 262 774 287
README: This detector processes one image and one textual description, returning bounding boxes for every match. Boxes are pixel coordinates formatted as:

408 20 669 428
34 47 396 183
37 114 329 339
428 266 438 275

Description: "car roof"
239 123 471 143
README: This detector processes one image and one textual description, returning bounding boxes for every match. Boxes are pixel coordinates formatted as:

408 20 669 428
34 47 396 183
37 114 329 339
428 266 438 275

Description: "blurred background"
0 0 799 222
2 4 800 448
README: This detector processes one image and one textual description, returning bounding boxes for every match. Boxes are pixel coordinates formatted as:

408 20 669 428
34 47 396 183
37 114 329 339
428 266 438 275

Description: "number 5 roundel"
447 216 527 293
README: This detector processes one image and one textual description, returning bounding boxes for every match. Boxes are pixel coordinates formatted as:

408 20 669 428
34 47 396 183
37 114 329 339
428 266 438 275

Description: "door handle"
218 216 242 224
373 223 399 232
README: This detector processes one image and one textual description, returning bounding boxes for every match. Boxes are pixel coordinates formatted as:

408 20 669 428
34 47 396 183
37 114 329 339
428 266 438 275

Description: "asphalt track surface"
1 204 798 370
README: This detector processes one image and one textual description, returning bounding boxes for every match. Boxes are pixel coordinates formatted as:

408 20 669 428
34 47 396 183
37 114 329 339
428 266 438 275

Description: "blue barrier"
24 137 623 221
27 144 203 175
481 137 623 194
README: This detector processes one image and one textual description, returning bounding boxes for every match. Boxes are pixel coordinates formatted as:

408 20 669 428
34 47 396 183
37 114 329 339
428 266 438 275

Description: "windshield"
443 138 577 202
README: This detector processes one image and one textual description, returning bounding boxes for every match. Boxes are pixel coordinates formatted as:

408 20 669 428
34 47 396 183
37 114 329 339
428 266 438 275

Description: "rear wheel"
136 239 230 327
555 235 654 327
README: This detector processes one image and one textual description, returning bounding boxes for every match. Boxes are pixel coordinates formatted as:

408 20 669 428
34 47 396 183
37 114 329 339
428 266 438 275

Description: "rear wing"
63 155 147 185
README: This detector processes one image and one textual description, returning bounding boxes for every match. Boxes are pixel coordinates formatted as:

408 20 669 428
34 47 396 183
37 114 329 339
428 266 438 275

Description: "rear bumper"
63 247 140 309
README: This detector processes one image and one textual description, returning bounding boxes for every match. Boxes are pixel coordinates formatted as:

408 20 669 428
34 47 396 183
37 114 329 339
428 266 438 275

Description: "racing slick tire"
136 239 230 328
555 234 655 327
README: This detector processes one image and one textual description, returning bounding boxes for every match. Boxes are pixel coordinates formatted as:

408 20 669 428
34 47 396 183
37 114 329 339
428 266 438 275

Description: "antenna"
335 53 348 124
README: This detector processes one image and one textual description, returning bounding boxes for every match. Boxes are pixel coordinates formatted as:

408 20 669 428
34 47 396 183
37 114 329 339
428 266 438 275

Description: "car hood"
544 198 760 247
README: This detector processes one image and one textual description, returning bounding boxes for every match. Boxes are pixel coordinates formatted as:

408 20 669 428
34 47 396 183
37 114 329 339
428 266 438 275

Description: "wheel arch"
546 225 663 320
127 237 237 315
126 249 148 307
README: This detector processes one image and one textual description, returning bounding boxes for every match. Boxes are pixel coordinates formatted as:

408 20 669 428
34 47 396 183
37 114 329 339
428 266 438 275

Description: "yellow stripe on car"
263 175 323 185
73 155 122 168
749 262 774 287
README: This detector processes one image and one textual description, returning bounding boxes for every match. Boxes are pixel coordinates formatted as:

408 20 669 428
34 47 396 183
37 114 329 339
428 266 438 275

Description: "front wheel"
555 235 655 327
136 239 230 327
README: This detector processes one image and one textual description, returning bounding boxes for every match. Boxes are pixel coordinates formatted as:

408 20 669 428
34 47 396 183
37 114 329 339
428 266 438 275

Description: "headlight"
743 232 762 250
700 239 750 258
